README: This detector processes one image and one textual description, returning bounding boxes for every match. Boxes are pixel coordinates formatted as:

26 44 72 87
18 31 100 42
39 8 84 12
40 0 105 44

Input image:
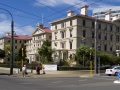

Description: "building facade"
0 32 31 63
93 6 120 20
51 5 120 61
26 23 51 63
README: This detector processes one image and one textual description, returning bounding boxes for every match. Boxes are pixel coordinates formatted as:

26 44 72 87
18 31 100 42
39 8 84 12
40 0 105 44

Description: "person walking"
42 64 46 74
22 65 27 77
36 65 40 75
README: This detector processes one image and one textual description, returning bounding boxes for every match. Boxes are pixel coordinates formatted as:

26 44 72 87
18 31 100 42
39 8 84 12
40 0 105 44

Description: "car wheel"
108 74 111 76
115 72 118 76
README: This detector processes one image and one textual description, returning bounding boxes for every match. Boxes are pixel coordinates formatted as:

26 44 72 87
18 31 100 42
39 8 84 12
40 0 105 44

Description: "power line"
47 0 103 22
0 2 50 22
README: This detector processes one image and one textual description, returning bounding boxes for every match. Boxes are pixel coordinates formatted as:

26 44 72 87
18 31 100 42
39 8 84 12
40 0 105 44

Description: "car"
105 66 120 76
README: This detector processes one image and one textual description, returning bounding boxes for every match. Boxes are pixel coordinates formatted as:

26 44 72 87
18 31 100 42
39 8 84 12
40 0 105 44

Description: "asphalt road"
0 75 120 90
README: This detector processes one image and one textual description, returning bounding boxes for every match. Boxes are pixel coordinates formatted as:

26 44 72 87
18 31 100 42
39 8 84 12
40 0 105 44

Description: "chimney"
67 10 74 17
105 9 111 21
80 5 89 15
112 14 118 21
6 32 10 36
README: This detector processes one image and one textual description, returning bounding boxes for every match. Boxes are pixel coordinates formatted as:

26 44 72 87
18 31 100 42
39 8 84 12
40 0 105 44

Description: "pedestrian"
42 64 46 74
22 65 27 77
36 65 40 75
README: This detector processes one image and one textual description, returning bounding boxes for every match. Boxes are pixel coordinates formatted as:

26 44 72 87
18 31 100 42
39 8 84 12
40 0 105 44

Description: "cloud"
15 25 35 35
34 0 85 7
0 20 35 37
0 13 7 20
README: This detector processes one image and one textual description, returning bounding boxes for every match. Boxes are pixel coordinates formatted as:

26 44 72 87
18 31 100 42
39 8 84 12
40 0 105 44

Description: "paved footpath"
0 67 100 78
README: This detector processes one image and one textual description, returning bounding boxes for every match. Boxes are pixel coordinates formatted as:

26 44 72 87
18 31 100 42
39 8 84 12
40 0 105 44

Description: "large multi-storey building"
51 5 120 61
26 23 51 63
0 32 31 63
93 6 120 20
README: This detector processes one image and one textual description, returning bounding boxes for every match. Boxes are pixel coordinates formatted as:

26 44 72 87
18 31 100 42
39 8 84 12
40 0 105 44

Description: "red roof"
42 27 51 33
3 35 32 40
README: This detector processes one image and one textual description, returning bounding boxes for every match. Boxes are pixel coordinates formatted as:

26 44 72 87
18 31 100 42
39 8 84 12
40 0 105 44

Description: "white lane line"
93 77 115 80
78 79 87 81
20 82 32 84
52 81 63 83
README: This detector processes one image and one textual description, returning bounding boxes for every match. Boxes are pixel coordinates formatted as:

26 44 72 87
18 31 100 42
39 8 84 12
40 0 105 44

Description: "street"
0 75 120 90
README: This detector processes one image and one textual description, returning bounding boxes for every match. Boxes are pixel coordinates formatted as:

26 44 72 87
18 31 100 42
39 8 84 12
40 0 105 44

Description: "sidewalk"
0 67 99 78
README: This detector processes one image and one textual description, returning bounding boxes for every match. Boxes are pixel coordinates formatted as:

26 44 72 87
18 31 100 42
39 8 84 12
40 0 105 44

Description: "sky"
0 0 120 37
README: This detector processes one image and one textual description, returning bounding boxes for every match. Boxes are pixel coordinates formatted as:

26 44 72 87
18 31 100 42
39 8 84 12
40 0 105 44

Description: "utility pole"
94 19 97 74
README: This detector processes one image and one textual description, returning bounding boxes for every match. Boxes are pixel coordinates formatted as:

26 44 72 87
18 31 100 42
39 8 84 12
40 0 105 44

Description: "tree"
15 43 27 62
38 40 54 64
0 49 5 58
76 45 94 67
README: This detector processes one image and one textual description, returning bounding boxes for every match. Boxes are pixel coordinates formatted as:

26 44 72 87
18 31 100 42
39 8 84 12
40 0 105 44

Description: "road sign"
118 72 120 78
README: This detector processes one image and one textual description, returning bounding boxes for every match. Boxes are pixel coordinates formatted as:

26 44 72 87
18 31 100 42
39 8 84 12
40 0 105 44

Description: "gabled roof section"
1 34 32 40
32 23 51 35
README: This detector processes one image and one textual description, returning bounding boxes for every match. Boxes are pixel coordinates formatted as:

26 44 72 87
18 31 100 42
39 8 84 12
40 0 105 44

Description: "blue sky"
0 0 120 36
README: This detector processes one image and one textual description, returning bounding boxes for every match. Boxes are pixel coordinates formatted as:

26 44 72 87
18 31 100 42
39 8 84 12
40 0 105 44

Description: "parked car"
105 66 120 76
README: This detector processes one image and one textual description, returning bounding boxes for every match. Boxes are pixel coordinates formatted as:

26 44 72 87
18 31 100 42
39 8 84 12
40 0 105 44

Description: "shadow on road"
0 73 10 75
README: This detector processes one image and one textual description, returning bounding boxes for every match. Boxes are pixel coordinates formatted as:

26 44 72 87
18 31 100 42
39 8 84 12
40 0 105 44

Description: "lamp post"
94 18 97 74
0 8 14 75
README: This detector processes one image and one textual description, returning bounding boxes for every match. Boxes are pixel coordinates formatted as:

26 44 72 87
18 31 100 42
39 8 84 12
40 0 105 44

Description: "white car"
105 66 120 76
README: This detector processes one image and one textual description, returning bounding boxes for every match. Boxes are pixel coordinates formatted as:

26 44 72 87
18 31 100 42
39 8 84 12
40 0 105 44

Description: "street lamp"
94 18 97 74
0 8 14 75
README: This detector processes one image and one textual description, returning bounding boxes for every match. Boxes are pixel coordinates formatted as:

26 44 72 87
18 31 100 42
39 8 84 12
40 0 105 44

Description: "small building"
26 23 51 63
0 32 31 63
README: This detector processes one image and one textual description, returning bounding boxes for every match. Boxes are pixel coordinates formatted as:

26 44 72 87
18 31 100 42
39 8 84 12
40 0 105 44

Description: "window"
15 46 17 49
98 23 101 29
83 19 86 26
61 22 64 28
92 43 94 47
69 29 72 37
70 20 72 26
110 25 113 31
8 40 10 43
98 33 101 39
110 46 112 51
92 32 94 38
20 40 21 43
104 34 107 40
15 40 17 43
104 24 107 30
54 43 57 47
61 31 66 38
110 34 113 41
116 35 119 42
104 44 107 51
83 30 86 37
54 32 57 40
24 40 26 43
55 25 57 29
92 21 95 28
61 42 64 48
70 42 72 49
98 45 101 51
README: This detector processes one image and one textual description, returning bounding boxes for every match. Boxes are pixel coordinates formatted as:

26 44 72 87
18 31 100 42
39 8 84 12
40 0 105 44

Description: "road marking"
93 77 115 80
52 81 63 83
20 82 32 84
78 79 87 81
